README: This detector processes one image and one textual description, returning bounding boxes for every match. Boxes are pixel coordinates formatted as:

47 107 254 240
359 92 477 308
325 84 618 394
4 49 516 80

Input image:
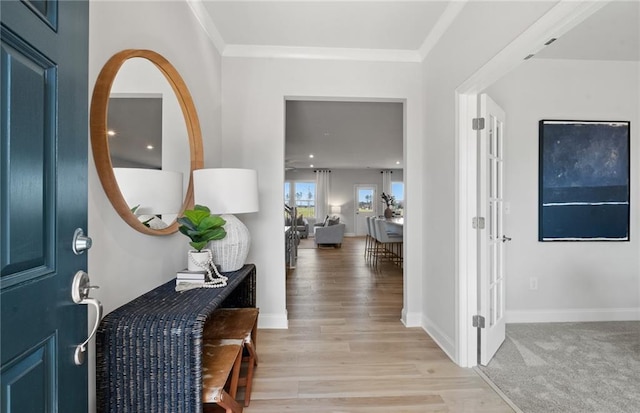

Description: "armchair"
314 223 345 247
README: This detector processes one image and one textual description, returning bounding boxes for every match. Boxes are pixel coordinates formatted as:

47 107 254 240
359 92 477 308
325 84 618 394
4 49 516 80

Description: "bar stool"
374 218 403 267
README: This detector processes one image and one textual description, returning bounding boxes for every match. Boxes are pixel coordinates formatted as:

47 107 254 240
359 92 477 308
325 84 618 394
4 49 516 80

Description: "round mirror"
90 49 203 235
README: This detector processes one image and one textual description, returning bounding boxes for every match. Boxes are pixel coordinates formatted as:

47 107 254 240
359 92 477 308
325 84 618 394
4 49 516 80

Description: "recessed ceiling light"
107 130 116 136
310 164 314 168
309 154 314 158
146 145 154 150
396 161 401 165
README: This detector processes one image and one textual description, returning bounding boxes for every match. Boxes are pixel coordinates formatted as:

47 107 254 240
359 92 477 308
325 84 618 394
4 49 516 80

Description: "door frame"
354 184 378 236
454 0 610 367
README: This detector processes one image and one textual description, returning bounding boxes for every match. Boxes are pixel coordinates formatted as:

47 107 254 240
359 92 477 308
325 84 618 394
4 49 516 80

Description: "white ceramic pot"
187 249 212 271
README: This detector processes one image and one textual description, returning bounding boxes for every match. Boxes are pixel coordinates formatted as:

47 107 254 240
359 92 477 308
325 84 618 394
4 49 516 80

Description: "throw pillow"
327 216 340 226
296 214 305 225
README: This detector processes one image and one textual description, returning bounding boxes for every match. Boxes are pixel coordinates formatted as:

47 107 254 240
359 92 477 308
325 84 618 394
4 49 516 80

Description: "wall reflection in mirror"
107 58 190 228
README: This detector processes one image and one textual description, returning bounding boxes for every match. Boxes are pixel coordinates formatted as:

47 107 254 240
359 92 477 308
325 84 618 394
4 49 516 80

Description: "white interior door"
478 94 508 365
354 185 377 236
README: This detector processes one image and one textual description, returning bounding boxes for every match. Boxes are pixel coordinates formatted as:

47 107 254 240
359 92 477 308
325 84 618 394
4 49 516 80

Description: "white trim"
223 44 421 63
185 0 226 54
454 0 613 368
418 0 467 61
257 311 289 329
423 316 456 362
401 309 421 327
506 308 640 324
454 93 479 368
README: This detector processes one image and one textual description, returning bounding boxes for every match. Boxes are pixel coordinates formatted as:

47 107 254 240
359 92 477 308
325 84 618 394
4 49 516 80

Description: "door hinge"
472 217 485 229
472 315 485 328
472 117 485 131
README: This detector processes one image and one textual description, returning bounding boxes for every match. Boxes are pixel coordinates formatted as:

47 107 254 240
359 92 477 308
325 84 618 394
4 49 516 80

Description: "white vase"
187 249 212 272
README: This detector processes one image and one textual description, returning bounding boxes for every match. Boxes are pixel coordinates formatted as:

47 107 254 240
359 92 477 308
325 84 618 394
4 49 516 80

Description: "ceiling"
194 1 639 170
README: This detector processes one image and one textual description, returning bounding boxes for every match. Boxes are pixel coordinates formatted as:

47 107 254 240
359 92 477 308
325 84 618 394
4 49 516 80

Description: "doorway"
455 1 614 368
284 98 407 320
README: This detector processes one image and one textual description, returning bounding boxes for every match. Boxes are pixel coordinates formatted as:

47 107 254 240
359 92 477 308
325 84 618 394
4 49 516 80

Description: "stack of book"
176 269 207 287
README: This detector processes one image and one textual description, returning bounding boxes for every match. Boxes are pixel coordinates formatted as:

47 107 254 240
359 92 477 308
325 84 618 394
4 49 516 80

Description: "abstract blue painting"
539 120 630 241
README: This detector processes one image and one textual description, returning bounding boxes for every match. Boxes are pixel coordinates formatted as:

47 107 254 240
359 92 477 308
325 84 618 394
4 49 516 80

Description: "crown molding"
186 0 226 54
222 44 422 63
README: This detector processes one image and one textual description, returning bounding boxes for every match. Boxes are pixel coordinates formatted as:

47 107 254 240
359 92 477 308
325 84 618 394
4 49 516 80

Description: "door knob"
502 235 512 243
71 271 103 365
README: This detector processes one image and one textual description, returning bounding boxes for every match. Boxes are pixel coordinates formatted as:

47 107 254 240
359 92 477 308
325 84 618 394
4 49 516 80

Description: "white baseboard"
258 311 289 329
422 316 456 363
344 232 356 237
401 309 421 327
506 307 640 323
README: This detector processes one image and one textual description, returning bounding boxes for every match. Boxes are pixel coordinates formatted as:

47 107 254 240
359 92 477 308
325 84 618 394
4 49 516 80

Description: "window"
284 181 316 218
391 181 404 213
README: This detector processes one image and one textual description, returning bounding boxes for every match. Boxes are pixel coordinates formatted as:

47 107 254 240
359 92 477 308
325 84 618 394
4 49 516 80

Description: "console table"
95 264 256 413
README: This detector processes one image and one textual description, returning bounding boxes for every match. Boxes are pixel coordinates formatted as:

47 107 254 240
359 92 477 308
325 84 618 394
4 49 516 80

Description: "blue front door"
1 1 89 412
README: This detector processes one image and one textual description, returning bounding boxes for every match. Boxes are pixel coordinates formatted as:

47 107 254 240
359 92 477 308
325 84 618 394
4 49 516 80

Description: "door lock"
72 228 92 255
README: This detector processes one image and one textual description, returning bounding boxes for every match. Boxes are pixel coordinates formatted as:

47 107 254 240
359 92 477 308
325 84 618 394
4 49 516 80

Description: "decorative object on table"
381 192 395 219
175 268 207 287
539 120 630 241
177 205 229 288
194 168 259 272
113 167 183 229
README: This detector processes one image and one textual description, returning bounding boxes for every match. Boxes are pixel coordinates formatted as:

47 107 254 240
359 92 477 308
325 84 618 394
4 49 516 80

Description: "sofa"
314 222 345 247
285 215 309 239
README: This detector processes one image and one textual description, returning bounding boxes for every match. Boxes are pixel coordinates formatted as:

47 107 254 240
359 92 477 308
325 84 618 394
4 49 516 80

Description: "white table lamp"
113 168 183 229
193 168 259 272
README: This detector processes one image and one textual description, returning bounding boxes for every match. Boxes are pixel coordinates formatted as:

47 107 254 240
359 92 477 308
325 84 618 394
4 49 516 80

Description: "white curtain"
382 170 393 199
315 170 331 221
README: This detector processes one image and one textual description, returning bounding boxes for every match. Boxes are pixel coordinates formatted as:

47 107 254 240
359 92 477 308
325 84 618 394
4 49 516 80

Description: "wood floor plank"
244 237 513 412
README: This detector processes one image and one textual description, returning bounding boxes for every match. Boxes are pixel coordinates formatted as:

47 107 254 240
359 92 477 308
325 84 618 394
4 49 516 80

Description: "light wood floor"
243 237 514 412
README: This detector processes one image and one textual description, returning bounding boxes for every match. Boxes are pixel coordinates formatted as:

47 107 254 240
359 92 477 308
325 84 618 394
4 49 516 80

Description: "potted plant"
381 192 396 219
178 205 227 271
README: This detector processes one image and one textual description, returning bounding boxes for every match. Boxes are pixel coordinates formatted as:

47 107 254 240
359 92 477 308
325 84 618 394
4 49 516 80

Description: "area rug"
479 321 640 413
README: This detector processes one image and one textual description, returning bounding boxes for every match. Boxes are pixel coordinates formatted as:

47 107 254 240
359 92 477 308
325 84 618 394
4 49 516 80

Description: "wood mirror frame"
90 49 203 235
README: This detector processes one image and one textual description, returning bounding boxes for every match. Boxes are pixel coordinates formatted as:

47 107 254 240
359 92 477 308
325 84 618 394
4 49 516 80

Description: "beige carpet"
479 321 640 413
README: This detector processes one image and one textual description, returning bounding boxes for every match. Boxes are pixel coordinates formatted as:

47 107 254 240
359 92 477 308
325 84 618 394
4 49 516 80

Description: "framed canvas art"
539 120 630 241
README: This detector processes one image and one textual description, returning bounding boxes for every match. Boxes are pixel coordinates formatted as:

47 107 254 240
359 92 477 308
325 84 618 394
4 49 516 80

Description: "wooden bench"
204 308 259 407
201 339 244 413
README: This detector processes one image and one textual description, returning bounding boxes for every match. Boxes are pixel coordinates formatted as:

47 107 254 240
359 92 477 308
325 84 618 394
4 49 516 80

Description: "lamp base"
209 214 250 272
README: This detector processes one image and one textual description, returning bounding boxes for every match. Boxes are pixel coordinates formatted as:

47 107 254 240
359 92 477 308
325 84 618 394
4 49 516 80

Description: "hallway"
244 237 514 412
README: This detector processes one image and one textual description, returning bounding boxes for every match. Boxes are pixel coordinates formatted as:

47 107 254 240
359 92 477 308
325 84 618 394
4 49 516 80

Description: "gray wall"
486 58 640 322
88 2 223 412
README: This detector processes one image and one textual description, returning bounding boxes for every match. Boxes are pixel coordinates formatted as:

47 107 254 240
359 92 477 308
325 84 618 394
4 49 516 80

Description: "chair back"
375 219 402 243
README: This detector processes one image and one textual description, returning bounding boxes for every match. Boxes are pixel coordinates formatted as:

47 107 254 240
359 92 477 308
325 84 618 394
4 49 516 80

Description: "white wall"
221 57 424 328
88 2 222 412
485 59 640 322
285 168 404 234
421 1 557 358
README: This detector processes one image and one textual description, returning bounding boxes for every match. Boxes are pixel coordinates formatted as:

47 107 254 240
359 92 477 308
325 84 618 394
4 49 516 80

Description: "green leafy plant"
177 205 227 251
